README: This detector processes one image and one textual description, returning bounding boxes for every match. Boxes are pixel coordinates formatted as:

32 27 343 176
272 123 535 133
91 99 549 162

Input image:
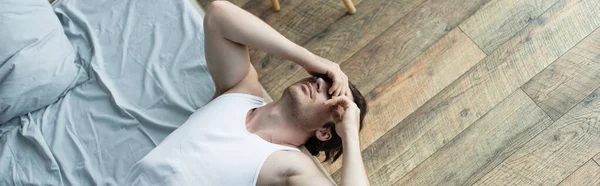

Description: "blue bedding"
0 0 214 185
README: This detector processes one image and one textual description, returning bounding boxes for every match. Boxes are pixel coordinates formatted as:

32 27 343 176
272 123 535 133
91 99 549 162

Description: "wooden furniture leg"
271 0 280 11
343 0 356 14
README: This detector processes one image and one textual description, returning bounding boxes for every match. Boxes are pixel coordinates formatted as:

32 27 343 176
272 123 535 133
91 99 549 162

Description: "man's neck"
245 100 309 148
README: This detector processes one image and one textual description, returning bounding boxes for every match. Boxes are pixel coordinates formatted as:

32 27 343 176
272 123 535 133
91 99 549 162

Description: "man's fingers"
324 96 340 106
341 75 349 97
326 69 350 97
345 86 350 97
332 106 345 122
325 96 352 109
337 73 347 96
335 82 342 97
343 75 349 97
330 76 342 96
324 96 343 107
329 75 339 95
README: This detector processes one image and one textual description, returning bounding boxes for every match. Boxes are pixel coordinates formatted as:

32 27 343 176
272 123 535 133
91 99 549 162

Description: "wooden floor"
197 0 600 185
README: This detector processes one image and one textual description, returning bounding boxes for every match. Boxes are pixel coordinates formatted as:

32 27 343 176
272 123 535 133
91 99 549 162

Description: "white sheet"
0 0 215 185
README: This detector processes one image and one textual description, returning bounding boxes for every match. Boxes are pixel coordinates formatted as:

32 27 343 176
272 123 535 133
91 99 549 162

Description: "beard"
281 85 312 129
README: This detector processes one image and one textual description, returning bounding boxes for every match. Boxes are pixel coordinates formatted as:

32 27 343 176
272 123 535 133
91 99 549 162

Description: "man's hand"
302 54 350 97
324 96 361 140
324 95 370 186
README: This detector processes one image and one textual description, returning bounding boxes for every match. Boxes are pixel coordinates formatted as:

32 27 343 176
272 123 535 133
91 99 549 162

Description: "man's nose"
316 77 325 84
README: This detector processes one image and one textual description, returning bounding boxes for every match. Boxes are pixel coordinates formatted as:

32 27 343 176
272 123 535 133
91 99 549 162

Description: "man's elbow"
204 1 233 19
203 1 234 32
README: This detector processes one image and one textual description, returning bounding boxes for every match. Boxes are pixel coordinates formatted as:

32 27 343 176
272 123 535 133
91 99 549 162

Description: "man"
125 1 369 185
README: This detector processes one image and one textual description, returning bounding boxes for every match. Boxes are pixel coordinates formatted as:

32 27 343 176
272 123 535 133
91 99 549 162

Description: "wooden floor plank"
198 0 600 183
225 0 336 79
378 90 553 186
197 0 356 80
199 0 329 46
459 0 560 54
323 0 491 173
558 159 600 186
249 0 363 78
324 28 486 176
241 0 300 21
198 0 304 37
345 0 600 182
259 0 425 100
475 87 600 185
522 28 600 121
337 0 488 95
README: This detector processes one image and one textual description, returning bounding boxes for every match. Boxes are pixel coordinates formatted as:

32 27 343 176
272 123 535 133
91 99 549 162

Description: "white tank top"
125 93 300 185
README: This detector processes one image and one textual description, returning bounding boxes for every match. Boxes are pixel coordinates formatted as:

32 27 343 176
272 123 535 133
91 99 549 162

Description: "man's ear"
314 127 331 141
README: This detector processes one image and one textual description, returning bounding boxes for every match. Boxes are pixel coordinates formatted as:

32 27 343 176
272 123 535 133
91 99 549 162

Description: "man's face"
281 76 353 130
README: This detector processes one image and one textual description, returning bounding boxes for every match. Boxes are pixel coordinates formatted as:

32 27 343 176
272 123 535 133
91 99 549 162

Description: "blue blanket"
0 0 214 185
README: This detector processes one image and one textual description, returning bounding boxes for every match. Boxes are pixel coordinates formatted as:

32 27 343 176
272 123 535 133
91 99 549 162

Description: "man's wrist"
288 46 315 68
341 130 360 143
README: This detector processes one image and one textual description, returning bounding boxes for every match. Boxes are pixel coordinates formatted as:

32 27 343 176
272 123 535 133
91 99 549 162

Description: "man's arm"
339 130 369 185
288 135 369 186
290 96 370 186
285 152 335 186
203 1 349 97
327 96 370 186
204 1 315 97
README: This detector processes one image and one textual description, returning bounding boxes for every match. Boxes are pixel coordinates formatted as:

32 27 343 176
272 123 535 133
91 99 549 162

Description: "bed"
0 0 335 185
1 0 215 184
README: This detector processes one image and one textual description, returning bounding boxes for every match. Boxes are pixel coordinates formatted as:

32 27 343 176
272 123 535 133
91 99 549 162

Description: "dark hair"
304 78 368 163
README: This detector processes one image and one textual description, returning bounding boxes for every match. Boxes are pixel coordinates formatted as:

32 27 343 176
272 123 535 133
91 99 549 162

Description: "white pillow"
0 0 86 123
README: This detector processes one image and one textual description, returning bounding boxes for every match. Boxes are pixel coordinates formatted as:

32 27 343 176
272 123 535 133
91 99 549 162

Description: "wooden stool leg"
271 0 280 11
342 0 356 14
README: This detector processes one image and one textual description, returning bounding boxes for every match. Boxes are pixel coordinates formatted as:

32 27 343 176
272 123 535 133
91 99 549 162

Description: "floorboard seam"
472 0 563 56
532 85 600 186
391 89 527 185
521 26 600 123
554 159 597 186
242 0 600 182
461 89 559 185
358 0 483 94
253 0 350 81
267 0 431 175
520 87 555 122
258 0 403 94
593 157 600 167
259 12 350 94
257 11 348 93
458 26 486 55
335 0 428 66
366 28 498 180
364 30 494 180
467 10 600 185
360 56 483 178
